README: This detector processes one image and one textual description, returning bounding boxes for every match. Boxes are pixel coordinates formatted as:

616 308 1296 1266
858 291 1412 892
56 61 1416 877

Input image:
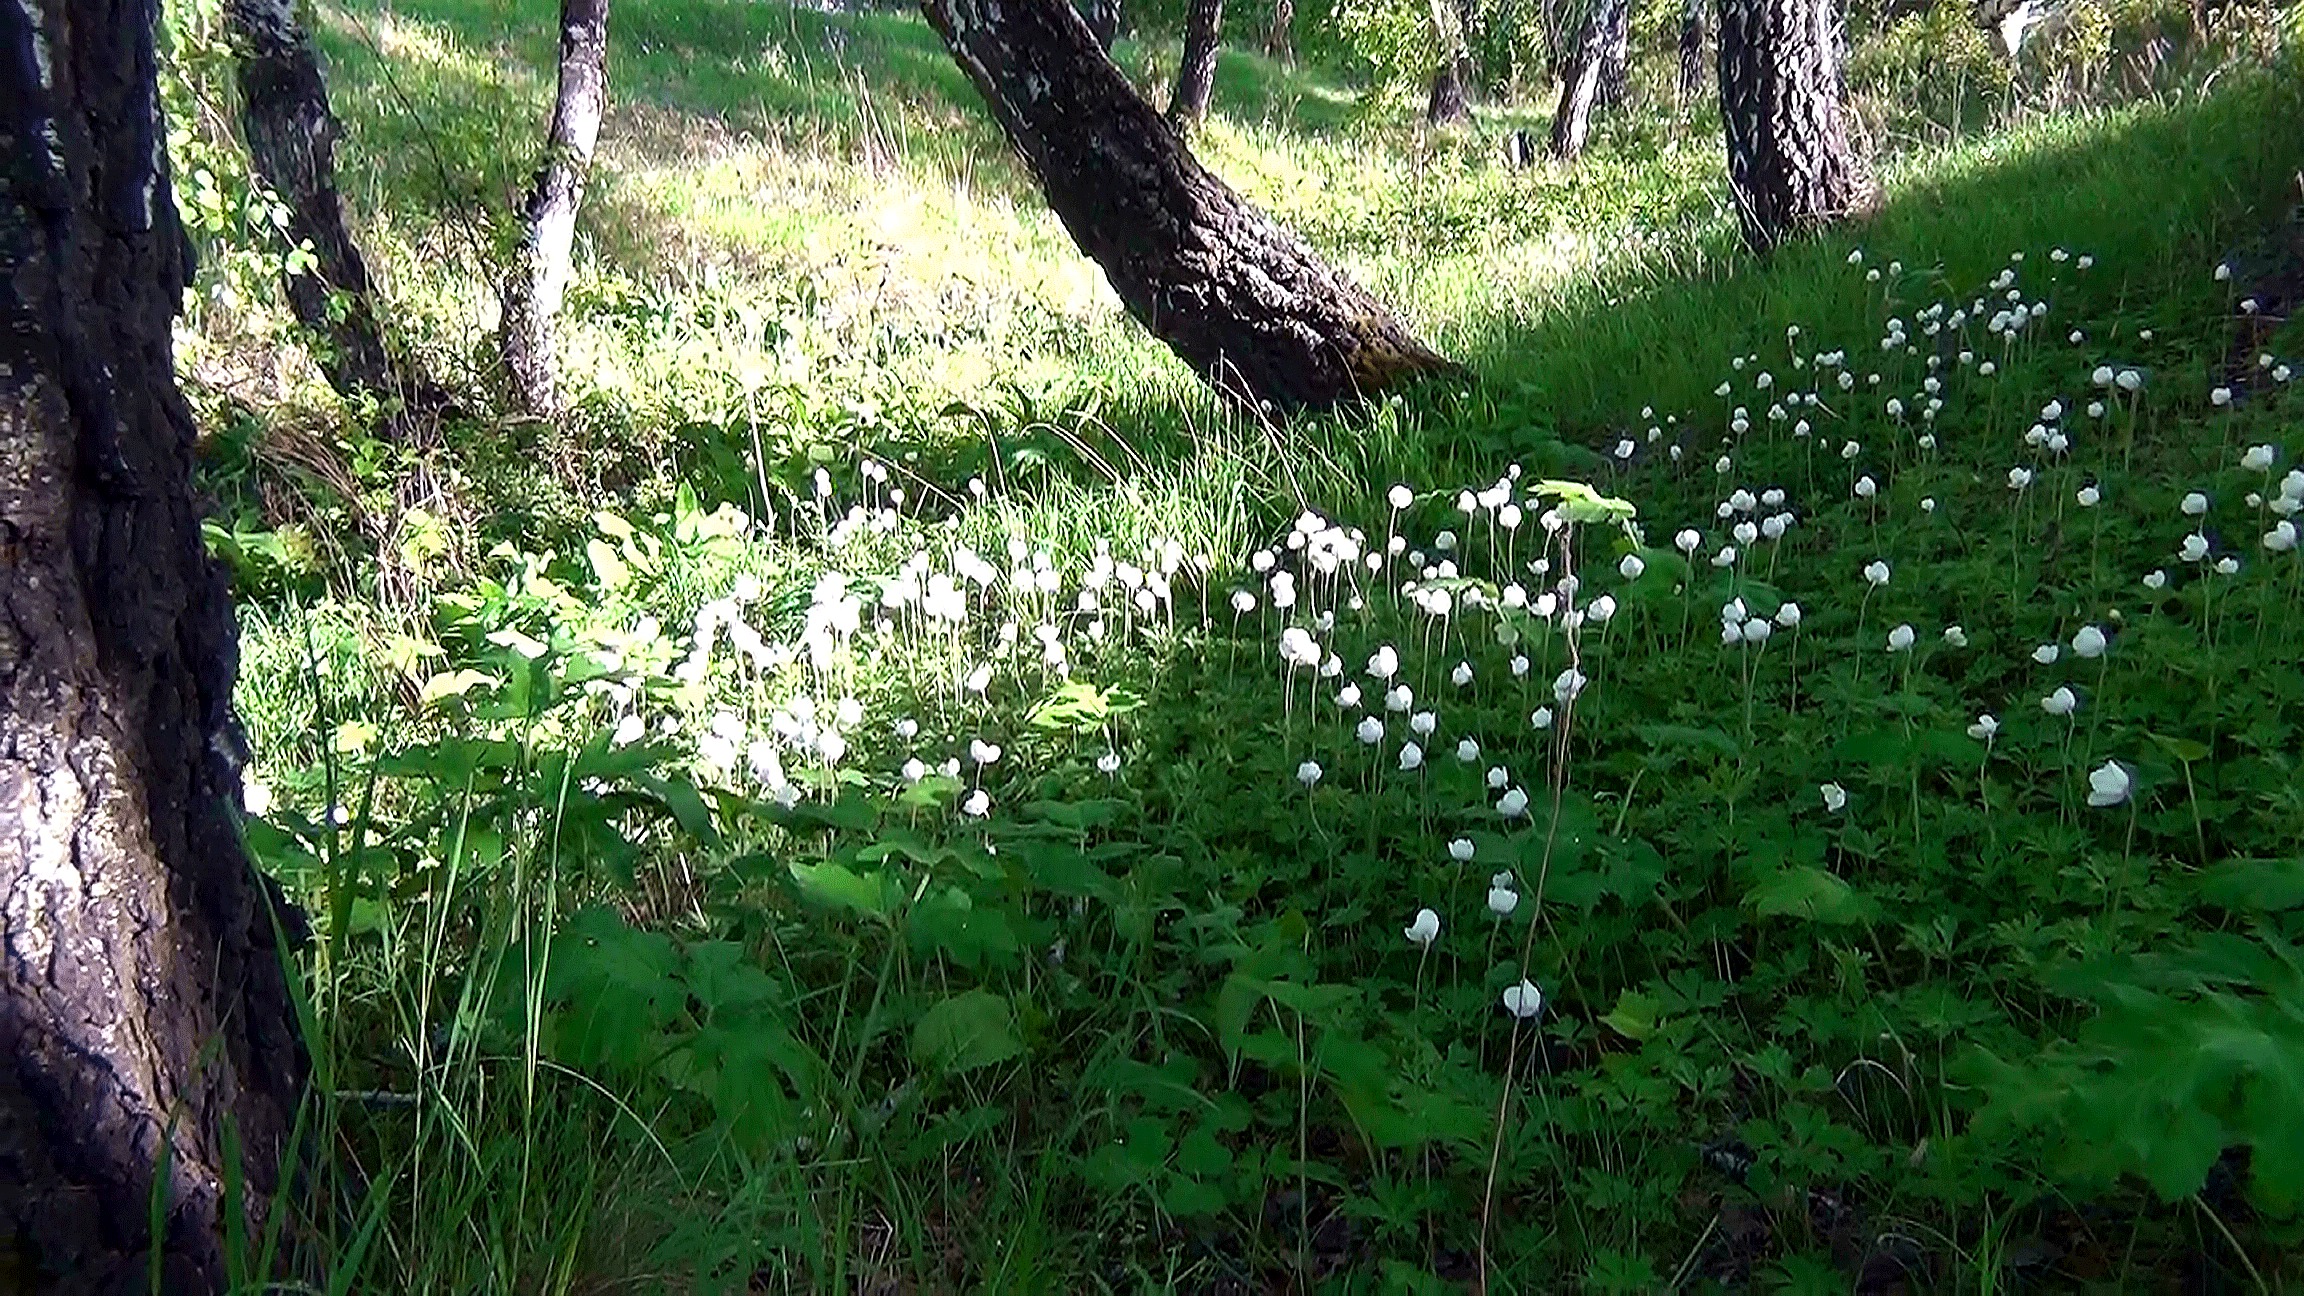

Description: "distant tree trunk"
1596 0 1632 108
1716 0 1875 252
0 0 308 1289
919 0 1454 410
224 0 452 436
1265 0 1295 61
1170 0 1223 129
1548 0 1626 159
1425 0 1471 124
1676 0 1707 109
1086 0 1120 49
499 0 611 416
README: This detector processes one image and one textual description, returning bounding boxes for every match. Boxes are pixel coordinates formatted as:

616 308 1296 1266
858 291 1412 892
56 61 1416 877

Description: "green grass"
162 0 2304 1288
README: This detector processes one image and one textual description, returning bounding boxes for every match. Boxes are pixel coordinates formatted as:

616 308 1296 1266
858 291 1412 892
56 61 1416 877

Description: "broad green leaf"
1747 867 1875 924
911 990 1023 1074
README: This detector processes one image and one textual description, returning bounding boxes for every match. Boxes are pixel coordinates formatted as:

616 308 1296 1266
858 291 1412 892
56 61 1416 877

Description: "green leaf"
1601 990 1662 1042
789 860 890 919
911 990 1023 1074
2197 859 2304 911
1747 867 1875 924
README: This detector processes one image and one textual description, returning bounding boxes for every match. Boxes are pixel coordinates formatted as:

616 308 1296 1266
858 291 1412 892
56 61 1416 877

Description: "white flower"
1409 710 1437 736
2144 569 2169 590
1674 529 1702 554
1776 602 1803 628
2041 686 2078 716
1854 476 1877 499
962 789 992 818
1230 590 1257 614
1887 624 1916 652
1967 714 2000 741
970 738 1004 766
1296 759 1323 787
1498 787 1530 818
1337 682 1363 708
1943 625 1968 648
2243 444 2277 472
1405 908 1441 946
1385 685 1414 713
1356 716 1384 745
1098 751 1122 775
1279 626 1320 666
1510 655 1530 677
2116 368 2143 392
1389 484 1414 510
1501 980 1544 1019
2086 761 2133 808
2182 492 2210 516
2077 485 2101 507
2087 401 2105 418
611 714 645 747
1487 765 1510 789
1367 645 1400 679
1742 617 1772 644
1447 837 1477 862
1619 553 1646 580
2032 644 2060 665
2008 467 2033 491
240 771 274 817
2180 534 2210 563
2215 556 2241 575
2072 625 2108 658
1863 560 1891 587
1552 669 1587 704
901 757 927 783
2215 262 2232 281
2266 521 2299 553
1488 886 1521 917
1398 742 1425 771
1820 783 1848 813
1451 661 1474 687
1530 706 1555 730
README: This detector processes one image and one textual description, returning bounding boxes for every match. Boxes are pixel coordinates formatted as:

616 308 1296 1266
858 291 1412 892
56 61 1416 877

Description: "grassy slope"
189 2 2304 1288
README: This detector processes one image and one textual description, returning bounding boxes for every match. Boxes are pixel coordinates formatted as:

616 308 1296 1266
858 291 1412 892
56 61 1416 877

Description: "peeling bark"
919 0 1455 411
1716 0 1876 252
223 0 452 437
1169 0 1221 130
499 0 610 416
0 0 307 1288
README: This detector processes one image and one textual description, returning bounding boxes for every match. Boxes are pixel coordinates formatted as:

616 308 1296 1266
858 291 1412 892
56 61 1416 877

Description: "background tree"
1549 0 1629 159
920 0 1454 410
1266 0 1295 61
1676 0 1707 110
1715 0 1876 251
224 0 452 436
1086 0 1121 50
1170 0 1224 129
0 0 307 1287
1425 0 1473 124
500 0 611 415
1596 0 1632 108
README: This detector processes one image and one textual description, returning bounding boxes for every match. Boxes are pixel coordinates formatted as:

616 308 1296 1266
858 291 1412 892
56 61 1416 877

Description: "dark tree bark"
1265 0 1295 62
1676 0 1707 110
1595 0 1632 109
1548 0 1627 159
224 0 453 436
1715 0 1876 252
0 0 307 1288
919 0 1454 411
1424 0 1471 125
1169 0 1222 130
500 0 611 416
1086 0 1121 49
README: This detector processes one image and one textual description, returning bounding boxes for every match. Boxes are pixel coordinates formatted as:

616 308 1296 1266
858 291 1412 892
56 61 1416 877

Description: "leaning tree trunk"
1424 0 1471 124
1169 0 1222 130
1675 0 1707 109
499 0 610 416
0 0 308 1289
1548 0 1626 159
920 0 1453 410
1265 0 1295 61
1715 0 1875 252
224 0 453 437
1086 0 1121 48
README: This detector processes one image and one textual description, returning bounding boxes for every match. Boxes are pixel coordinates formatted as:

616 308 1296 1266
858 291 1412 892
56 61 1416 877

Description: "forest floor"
166 0 2304 1289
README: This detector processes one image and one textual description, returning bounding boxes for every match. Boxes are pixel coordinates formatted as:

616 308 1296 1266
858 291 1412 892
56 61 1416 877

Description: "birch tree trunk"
1170 0 1222 130
0 0 308 1288
498 0 610 415
1716 0 1876 252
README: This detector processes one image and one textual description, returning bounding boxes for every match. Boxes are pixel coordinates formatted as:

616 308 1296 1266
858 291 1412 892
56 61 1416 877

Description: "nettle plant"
255 245 2304 1283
